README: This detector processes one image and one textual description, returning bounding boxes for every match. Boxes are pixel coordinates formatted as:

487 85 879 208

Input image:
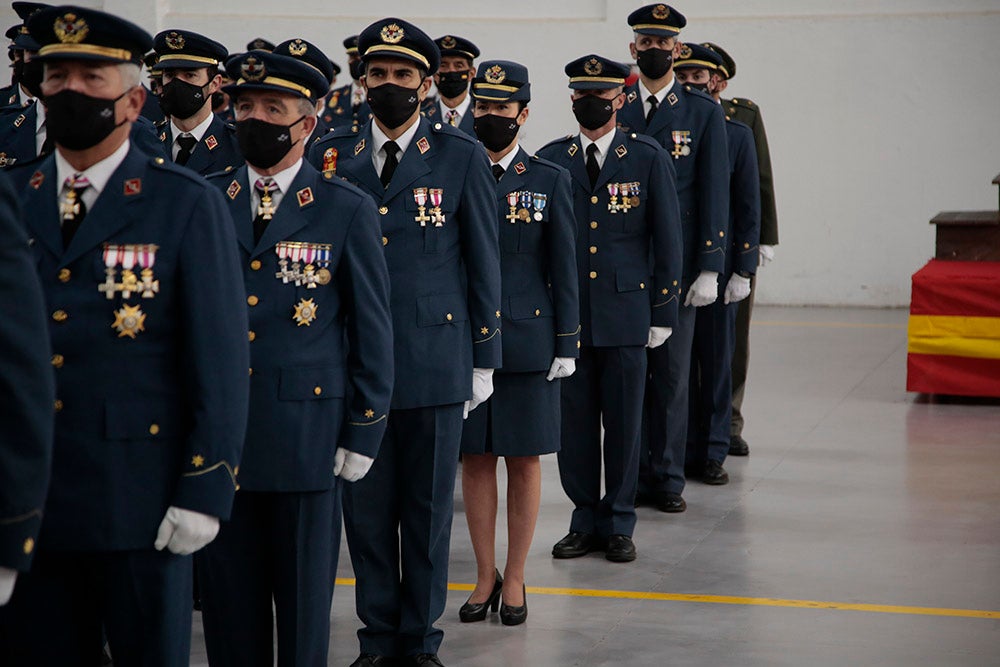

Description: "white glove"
0 566 17 606
684 271 719 307
334 447 375 482
647 326 672 348
724 274 752 304
154 506 220 556
463 367 495 419
759 245 775 267
546 357 576 381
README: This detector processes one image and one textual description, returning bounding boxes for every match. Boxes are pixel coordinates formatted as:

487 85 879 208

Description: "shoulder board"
527 153 564 173
2 151 44 172
223 121 237 132
682 85 717 104
148 155 213 185
205 164 240 180
428 121 476 143
729 97 757 110
624 132 661 150
538 134 576 152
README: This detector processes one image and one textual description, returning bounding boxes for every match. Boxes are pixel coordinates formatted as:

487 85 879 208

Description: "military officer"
197 49 393 666
274 37 337 143
1 25 23 107
152 29 241 175
246 36 274 52
420 34 479 135
307 18 501 667
0 2 47 110
700 41 779 458
322 35 371 131
0 7 249 665
140 50 165 124
673 43 760 478
537 54 682 563
459 59 579 625
615 4 730 509
0 171 55 608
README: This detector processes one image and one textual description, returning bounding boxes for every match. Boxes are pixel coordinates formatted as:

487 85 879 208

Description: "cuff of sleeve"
340 415 389 459
173 461 238 521
0 512 42 571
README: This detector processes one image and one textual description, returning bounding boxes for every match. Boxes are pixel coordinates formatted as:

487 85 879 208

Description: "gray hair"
117 62 141 91
296 96 316 118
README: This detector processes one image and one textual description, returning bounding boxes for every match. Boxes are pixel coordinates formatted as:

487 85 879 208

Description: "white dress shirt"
247 159 303 219
370 116 420 175
578 128 616 169
170 112 214 160
54 139 131 213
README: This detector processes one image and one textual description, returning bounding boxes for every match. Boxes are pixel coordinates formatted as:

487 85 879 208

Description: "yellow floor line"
333 579 999 620
754 320 907 330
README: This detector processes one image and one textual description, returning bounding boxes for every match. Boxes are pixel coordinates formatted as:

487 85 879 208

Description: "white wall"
6 1 999 306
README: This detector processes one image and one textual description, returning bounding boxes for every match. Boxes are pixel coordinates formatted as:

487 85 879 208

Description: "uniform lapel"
253 164 316 257
594 129 625 191
61 146 149 266
566 136 591 192
346 123 383 198
8 102 38 161
646 80 678 138
223 166 254 254
382 118 433 203
497 147 529 198
184 115 223 174
23 158 62 258
619 84 646 133
458 109 475 136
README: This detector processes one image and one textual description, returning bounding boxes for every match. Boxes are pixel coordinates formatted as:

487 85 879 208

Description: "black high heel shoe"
459 569 503 622
499 584 527 626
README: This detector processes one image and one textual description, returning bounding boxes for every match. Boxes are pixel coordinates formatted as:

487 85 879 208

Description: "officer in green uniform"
702 41 779 457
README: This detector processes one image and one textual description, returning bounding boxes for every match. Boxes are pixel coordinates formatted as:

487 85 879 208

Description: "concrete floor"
190 306 1000 666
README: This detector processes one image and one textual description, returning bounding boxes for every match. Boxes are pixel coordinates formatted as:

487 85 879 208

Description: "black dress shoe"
634 490 652 507
702 460 730 485
459 569 502 622
729 435 750 456
499 583 527 626
350 654 395 667
411 654 444 667
552 531 602 558
653 491 686 513
605 535 636 563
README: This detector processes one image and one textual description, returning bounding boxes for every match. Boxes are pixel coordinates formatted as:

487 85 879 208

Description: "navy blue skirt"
460 370 561 456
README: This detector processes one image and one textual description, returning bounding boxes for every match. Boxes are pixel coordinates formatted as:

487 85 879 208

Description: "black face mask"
436 71 469 99
11 59 22 86
367 83 421 130
20 58 44 100
636 47 673 80
211 91 225 109
349 59 365 81
46 88 128 150
572 94 615 131
236 115 305 169
474 113 520 153
158 77 209 120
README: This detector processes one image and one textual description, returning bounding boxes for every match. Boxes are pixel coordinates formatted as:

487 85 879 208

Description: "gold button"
744 242 750 249
577 341 581 349
248 367 253 376
662 288 668 295
313 386 322 396
58 268 71 283
379 206 388 215
590 221 598 229
51 354 64 368
149 423 160 435
247 295 259 306
23 537 34 555
589 271 597 279
53 399 63 412
248 330 256 342
250 260 262 271
706 240 712 246
52 310 67 322
673 280 678 286
589 246 597 254
155 157 165 164
534 309 541 316
590 196 599 204
719 231 725 237
382 236 388 246
446 313 454 321
640 282 645 289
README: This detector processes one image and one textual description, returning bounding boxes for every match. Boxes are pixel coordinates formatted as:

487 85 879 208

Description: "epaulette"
154 118 169 130
729 97 757 110
428 120 477 144
538 134 576 152
148 155 215 186
528 153 564 174
624 131 661 151
682 85 717 104
204 164 240 181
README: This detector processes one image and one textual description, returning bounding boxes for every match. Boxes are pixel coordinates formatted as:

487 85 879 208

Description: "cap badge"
165 32 185 50
584 58 603 76
288 39 307 57
53 13 89 44
679 44 692 59
652 4 670 20
242 55 265 82
440 35 457 49
380 23 404 45
484 64 506 84
251 38 269 50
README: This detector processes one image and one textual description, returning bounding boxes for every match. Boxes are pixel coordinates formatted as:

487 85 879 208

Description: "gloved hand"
463 368 495 419
759 245 775 267
154 506 220 556
684 270 719 307
546 357 576 381
334 447 375 482
647 326 672 348
0 566 17 606
724 274 752 304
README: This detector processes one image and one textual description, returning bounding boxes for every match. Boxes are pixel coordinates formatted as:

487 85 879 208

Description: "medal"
301 243 318 288
518 191 532 223
506 191 519 224
413 187 432 226
607 183 620 214
119 245 139 299
289 242 304 286
315 244 332 285
112 303 145 339
257 182 277 220
292 298 318 326
275 242 292 283
671 130 691 159
138 244 159 298
619 183 633 213
429 188 445 227
98 244 121 299
629 182 641 208
532 193 547 221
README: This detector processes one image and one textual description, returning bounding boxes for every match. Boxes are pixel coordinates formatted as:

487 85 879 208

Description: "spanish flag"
907 260 1000 397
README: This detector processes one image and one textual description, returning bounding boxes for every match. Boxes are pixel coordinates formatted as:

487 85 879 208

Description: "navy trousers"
0 547 192 666
558 345 647 538
687 298 737 469
343 403 464 657
198 488 342 667
640 302 697 495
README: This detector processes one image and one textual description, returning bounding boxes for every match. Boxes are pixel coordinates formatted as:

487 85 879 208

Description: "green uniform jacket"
724 97 778 245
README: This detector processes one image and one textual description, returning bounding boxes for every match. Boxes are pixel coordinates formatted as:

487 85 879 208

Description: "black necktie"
646 95 659 126
380 140 400 188
253 177 277 244
585 144 600 190
175 134 197 166
492 164 505 183
40 133 53 157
